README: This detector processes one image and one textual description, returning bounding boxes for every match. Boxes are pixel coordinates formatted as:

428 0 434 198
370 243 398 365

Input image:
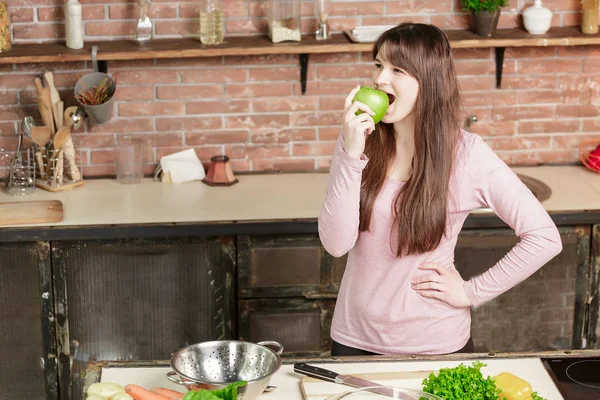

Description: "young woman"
318 23 562 356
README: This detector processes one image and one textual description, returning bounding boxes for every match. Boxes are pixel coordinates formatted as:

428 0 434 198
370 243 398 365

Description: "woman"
318 23 562 356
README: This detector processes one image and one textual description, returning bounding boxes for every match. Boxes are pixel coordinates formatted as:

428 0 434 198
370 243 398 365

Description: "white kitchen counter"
98 358 565 400
0 165 599 228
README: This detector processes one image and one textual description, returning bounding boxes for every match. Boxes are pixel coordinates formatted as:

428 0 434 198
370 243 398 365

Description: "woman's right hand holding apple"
343 85 376 159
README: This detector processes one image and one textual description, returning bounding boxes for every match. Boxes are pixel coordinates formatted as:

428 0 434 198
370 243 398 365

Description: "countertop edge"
2 210 600 243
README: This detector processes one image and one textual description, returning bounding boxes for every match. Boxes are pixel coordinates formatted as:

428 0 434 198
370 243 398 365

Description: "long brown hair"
359 23 462 256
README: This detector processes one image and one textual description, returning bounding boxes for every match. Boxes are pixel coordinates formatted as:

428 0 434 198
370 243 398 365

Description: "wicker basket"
579 139 600 173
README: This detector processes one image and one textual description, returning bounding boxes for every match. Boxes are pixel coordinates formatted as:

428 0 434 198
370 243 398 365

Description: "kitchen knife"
294 362 397 398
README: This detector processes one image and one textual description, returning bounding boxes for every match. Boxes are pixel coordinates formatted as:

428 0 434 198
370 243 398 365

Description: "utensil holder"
74 46 116 125
4 148 36 196
35 147 85 192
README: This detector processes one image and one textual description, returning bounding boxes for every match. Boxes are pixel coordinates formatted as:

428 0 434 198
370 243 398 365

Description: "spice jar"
0 0 11 53
268 0 301 43
582 0 599 34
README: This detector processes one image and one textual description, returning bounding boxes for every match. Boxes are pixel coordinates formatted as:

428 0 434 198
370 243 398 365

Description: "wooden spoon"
30 126 51 179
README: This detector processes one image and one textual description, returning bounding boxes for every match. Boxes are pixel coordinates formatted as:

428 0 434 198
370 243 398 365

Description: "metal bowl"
167 340 283 400
324 386 443 399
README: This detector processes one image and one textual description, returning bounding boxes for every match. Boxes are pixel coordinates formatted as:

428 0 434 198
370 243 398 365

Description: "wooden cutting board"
301 370 435 400
0 200 63 226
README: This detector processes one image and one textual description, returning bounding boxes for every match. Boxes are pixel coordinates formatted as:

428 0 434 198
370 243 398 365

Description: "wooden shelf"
1 26 599 65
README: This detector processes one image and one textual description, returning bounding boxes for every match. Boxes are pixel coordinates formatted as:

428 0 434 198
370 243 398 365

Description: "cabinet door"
51 237 235 400
238 235 344 299
455 226 590 352
238 298 335 357
0 241 57 400
590 224 600 349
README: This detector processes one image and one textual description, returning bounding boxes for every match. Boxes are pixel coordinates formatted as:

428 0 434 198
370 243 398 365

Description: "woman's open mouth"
387 93 396 105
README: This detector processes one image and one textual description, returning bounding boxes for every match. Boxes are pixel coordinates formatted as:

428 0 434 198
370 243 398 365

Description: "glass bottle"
199 0 224 45
0 0 11 53
135 0 153 44
582 0 599 34
268 0 301 43
315 0 331 40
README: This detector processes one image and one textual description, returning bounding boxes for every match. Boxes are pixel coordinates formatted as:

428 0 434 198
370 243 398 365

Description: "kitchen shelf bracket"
91 45 108 74
299 53 309 95
495 47 505 89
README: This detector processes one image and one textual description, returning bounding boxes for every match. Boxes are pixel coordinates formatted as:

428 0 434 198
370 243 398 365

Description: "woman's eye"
394 68 405 74
374 63 382 69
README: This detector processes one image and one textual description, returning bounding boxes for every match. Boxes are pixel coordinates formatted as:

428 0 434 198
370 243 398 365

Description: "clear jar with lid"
0 0 11 53
200 0 224 45
268 0 301 43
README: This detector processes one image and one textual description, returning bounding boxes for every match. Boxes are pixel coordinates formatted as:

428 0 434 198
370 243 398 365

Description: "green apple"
352 86 389 124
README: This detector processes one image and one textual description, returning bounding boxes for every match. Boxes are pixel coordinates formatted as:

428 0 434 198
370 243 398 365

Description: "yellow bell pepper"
493 372 533 400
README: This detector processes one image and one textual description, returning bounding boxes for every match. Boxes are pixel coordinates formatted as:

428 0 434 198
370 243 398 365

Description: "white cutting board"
299 359 564 400
99 358 565 400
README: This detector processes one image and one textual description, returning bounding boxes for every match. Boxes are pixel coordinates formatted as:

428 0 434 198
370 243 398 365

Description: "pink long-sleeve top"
318 130 562 355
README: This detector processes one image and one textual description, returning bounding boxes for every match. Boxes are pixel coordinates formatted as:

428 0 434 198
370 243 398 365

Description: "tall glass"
116 140 144 184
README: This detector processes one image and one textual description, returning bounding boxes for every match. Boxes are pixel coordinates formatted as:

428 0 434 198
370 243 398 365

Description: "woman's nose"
374 70 390 87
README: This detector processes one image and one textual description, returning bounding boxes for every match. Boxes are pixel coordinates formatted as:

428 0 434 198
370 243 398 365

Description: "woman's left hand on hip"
411 263 472 308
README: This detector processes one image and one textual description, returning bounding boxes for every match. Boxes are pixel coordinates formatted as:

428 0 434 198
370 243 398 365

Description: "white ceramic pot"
523 0 553 35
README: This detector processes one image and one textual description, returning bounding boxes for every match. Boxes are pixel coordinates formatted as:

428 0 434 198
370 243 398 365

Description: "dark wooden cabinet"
238 227 593 357
0 242 57 400
50 237 235 400
454 226 590 352
2 222 599 399
237 235 341 356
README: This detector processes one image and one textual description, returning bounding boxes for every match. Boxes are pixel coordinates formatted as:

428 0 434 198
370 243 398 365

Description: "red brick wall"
1 0 600 176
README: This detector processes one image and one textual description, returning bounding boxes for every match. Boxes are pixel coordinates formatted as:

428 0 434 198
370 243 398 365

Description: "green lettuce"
421 361 501 399
182 381 247 400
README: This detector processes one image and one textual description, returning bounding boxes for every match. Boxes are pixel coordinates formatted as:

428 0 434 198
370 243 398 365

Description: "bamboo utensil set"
33 71 83 191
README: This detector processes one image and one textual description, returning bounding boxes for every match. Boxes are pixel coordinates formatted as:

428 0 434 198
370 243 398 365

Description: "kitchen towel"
159 148 205 183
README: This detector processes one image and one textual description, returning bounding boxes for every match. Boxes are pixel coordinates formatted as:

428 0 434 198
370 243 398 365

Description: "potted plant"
462 0 509 37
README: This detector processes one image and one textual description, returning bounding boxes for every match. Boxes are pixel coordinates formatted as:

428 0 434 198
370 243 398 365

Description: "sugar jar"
268 0 301 43
0 0 11 53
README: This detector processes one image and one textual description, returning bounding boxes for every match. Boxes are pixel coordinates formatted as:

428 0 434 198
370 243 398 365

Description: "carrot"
124 384 170 400
151 388 185 400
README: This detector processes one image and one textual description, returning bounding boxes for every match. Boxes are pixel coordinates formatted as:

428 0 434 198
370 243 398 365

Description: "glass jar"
199 0 224 45
0 0 11 53
582 0 599 34
268 0 301 43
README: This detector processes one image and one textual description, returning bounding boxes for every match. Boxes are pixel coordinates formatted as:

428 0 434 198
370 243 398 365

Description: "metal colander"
167 340 283 400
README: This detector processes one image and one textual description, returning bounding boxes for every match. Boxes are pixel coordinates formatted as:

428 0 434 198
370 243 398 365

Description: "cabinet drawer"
455 226 589 352
238 235 346 299
238 298 334 357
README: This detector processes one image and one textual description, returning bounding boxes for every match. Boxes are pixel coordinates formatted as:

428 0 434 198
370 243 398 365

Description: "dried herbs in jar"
0 0 11 53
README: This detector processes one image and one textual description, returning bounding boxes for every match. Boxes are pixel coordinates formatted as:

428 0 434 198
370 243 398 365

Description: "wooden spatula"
30 126 51 179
